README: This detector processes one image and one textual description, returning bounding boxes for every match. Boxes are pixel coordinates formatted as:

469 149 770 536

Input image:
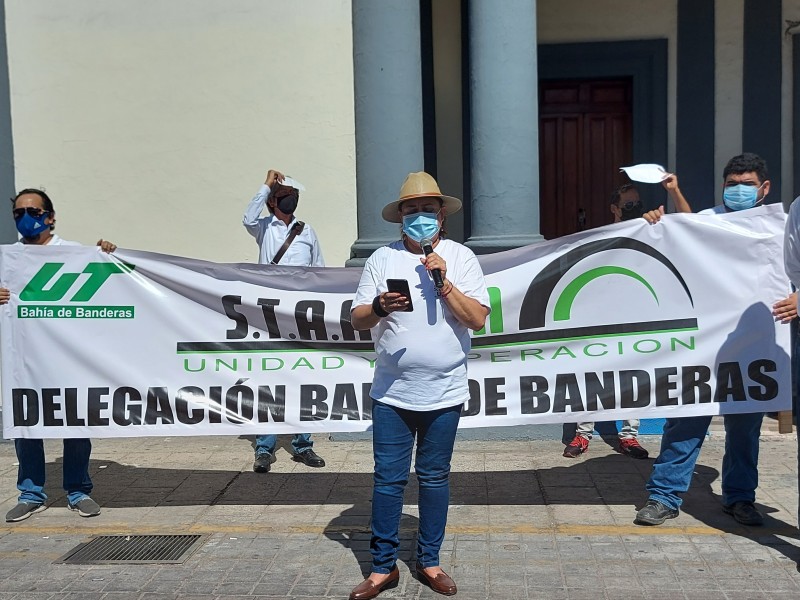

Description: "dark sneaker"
618 437 649 459
563 435 589 458
634 500 679 525
723 501 764 526
5 502 45 522
253 452 276 473
293 449 325 468
68 497 101 518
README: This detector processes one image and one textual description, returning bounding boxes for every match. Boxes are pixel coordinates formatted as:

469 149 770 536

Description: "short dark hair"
722 153 769 184
10 188 56 230
610 183 638 206
11 188 54 213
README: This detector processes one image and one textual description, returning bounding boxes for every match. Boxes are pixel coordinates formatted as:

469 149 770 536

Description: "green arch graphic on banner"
553 266 659 322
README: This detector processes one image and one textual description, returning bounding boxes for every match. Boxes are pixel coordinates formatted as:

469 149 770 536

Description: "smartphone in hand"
386 278 414 311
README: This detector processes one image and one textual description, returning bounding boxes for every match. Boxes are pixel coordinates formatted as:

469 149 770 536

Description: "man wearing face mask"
563 181 692 459
621 177 693 225
1 188 116 522
635 153 796 527
564 183 651 459
242 168 326 472
611 183 646 222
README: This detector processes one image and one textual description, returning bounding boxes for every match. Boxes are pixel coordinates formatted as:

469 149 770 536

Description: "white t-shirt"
353 238 490 411
242 184 324 267
14 233 80 247
698 205 727 215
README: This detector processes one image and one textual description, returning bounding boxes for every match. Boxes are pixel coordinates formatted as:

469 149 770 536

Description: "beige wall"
6 0 797 256
5 0 356 265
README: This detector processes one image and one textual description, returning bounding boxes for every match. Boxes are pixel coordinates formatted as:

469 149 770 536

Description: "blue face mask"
723 184 761 211
15 211 51 239
402 212 440 243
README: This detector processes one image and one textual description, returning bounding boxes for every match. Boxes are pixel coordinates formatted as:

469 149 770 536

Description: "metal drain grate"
56 534 206 564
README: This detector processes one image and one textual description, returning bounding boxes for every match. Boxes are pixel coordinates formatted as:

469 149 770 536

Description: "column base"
465 233 545 255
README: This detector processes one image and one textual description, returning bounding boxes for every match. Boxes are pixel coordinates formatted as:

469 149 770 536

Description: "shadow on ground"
323 503 421 577
26 433 799 569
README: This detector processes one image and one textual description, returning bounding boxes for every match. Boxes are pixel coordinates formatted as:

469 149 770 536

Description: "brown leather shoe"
415 562 457 596
349 567 399 600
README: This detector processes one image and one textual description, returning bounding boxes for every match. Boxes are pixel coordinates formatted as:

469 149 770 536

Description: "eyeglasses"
12 207 48 220
620 200 641 210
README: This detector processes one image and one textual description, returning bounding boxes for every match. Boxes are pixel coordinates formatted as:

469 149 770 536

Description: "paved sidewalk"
0 430 798 599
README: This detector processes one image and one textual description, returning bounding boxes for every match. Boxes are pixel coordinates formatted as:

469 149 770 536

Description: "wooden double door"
539 79 633 239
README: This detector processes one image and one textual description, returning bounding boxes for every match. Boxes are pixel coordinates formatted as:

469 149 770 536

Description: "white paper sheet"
620 163 668 184
280 176 306 191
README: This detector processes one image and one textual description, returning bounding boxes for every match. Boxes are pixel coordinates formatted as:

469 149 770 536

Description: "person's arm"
351 292 409 330
96 239 117 253
308 226 325 267
350 302 380 331
243 186 270 236
438 279 489 330
350 252 412 330
662 173 692 213
243 169 284 236
781 199 800 323
785 199 800 289
772 292 797 323
422 252 489 331
350 256 381 330
0 287 9 305
642 206 666 225
643 174 694 225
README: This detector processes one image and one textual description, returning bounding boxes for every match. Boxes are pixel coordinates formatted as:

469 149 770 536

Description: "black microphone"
420 237 444 289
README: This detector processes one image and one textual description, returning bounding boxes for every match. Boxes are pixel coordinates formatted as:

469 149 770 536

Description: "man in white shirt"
242 169 326 472
782 193 800 537
243 169 324 267
1 188 116 522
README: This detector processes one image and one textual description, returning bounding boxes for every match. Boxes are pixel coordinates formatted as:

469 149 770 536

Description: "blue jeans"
646 412 763 510
255 433 313 456
15 438 93 506
369 400 461 574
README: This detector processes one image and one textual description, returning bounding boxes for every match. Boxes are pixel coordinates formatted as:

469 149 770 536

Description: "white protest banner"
0 205 791 438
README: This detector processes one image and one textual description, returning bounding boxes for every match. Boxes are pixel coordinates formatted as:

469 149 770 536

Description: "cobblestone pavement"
0 430 798 599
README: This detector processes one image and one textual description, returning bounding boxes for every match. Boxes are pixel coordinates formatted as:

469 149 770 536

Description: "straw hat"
381 172 462 223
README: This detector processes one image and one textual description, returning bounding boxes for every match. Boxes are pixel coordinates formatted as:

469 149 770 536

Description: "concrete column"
467 0 542 254
0 1 16 244
348 1 424 266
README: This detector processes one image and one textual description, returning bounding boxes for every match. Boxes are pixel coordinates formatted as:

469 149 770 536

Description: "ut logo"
474 287 503 335
20 262 134 302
